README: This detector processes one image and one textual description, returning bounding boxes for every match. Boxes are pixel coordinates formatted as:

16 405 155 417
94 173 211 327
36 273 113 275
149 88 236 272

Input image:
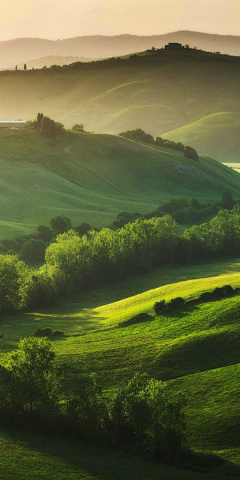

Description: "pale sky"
1 0 240 41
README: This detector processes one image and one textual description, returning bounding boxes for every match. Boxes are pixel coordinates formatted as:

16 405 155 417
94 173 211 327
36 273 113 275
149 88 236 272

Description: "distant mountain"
2 31 240 69
15 55 98 70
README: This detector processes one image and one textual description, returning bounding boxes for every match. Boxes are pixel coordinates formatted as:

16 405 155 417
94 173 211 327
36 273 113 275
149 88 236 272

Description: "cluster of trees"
2 205 240 313
118 129 199 161
112 196 223 228
0 215 92 264
27 113 65 138
0 337 186 458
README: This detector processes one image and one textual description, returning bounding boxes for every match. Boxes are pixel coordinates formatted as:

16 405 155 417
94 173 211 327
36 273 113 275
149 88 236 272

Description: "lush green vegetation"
0 128 239 239
1 259 240 477
1 46 240 159
164 112 240 163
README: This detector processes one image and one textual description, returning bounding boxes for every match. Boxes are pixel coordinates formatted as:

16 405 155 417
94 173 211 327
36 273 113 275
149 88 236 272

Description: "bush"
154 300 167 314
167 297 185 309
184 146 199 162
41 117 57 138
199 291 213 301
35 328 53 337
72 124 84 132
119 129 155 144
53 330 63 336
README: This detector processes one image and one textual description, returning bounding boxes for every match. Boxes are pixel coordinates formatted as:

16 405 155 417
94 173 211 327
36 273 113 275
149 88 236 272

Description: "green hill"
162 112 240 163
0 128 240 238
1 258 240 477
1 49 240 141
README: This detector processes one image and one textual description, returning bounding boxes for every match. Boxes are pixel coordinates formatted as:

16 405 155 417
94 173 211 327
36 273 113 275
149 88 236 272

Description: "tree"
109 373 186 456
221 191 234 209
184 146 199 162
50 215 72 235
0 255 28 312
9 337 56 413
37 113 43 128
72 124 84 132
37 225 53 243
41 117 57 138
24 64 27 71
76 223 91 236
20 238 46 264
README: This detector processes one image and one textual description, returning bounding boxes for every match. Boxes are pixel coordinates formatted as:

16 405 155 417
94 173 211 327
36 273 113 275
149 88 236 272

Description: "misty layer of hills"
3 30 240 69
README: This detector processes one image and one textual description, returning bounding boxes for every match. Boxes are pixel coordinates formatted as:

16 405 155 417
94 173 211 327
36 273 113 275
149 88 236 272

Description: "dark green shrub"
35 328 53 337
222 285 233 295
53 330 63 336
20 239 46 264
119 129 155 144
167 297 185 309
184 146 199 162
199 291 213 301
154 300 166 314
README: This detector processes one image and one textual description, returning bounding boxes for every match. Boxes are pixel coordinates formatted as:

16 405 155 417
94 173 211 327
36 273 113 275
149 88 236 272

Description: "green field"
1 50 240 157
164 112 240 163
0 128 239 239
1 258 240 477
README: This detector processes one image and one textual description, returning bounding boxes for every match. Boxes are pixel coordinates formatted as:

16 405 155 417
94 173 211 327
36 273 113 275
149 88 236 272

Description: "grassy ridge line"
1 129 240 238
163 112 240 163
1 57 240 139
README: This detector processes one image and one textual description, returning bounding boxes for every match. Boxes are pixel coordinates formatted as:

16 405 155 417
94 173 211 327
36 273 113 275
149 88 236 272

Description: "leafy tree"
76 223 91 236
37 225 53 243
109 373 186 456
8 337 56 413
119 129 155 144
72 124 84 132
0 255 28 312
20 238 46 264
221 191 234 209
50 215 72 235
184 146 199 161
41 117 57 138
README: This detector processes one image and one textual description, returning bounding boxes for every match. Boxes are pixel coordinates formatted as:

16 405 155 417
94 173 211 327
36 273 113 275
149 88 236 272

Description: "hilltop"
4 30 240 68
1 45 240 163
163 112 240 163
0 128 239 238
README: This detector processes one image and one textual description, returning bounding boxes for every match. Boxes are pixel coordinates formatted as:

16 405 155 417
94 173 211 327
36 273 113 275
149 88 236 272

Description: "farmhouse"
0 121 27 127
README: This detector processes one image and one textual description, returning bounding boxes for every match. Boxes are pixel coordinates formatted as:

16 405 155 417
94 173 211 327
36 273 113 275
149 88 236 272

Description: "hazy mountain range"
3 30 240 69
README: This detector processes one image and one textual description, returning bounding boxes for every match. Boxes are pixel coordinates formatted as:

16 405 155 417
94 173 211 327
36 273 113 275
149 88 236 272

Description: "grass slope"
163 112 240 163
1 53 240 141
2 259 240 476
0 129 240 238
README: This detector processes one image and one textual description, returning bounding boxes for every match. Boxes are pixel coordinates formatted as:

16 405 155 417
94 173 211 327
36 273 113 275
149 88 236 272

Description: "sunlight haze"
1 0 240 40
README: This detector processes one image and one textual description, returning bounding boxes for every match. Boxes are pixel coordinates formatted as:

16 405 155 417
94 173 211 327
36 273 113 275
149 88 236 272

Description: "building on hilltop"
164 43 182 50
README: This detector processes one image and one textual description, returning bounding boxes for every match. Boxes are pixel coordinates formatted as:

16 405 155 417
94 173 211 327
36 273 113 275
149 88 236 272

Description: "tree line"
1 206 240 313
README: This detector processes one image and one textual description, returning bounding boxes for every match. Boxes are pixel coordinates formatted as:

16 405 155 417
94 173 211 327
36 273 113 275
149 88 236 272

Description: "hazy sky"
2 0 240 41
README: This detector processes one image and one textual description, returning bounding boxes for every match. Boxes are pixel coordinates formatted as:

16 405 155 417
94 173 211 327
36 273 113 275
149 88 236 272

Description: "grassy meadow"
164 112 240 163
0 128 240 238
1 50 240 160
1 258 240 477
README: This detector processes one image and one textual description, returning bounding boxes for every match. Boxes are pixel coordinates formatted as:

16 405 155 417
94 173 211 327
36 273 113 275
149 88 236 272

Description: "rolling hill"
1 46 240 164
4 31 240 68
0 128 240 239
163 112 240 163
1 257 240 477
